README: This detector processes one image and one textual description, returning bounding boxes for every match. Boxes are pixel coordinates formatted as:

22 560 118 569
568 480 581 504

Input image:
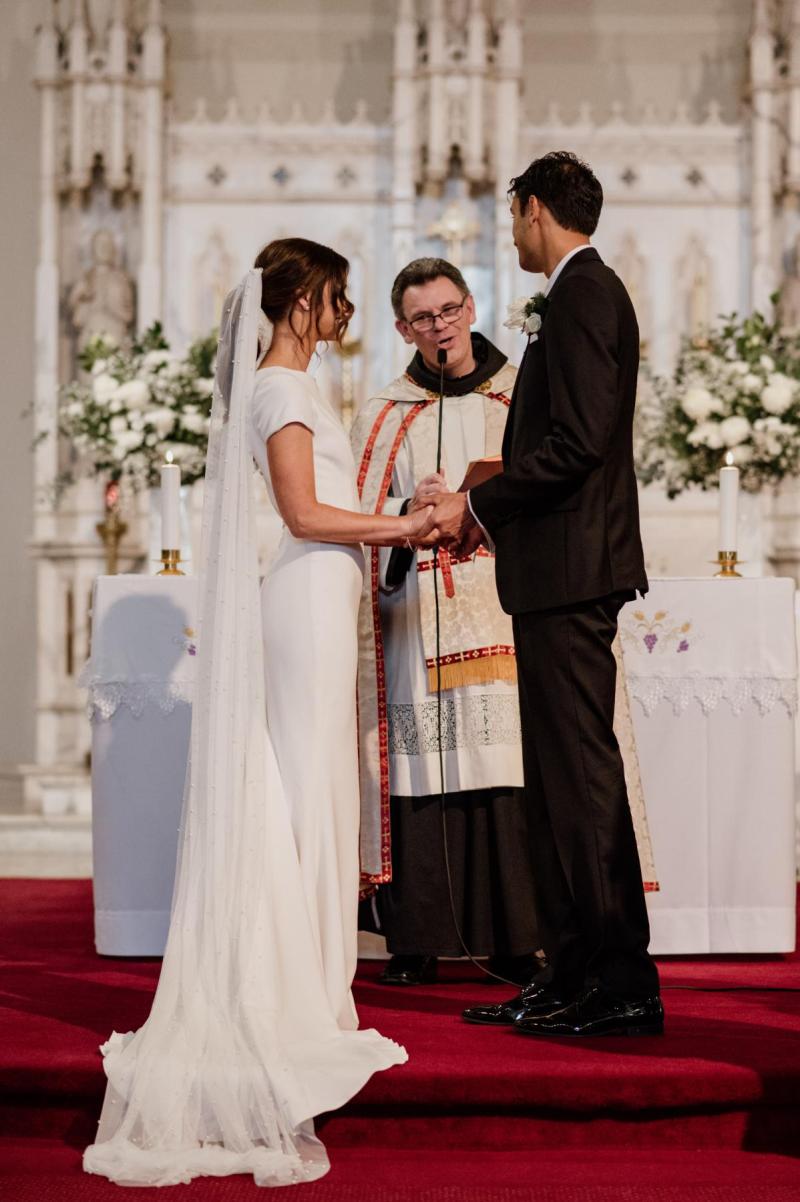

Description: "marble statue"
779 234 800 330
68 229 135 352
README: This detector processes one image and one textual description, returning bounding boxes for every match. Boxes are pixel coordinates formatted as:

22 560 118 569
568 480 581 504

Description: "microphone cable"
431 347 519 990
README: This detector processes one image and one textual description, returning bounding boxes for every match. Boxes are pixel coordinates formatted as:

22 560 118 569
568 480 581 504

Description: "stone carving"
68 229 135 352
616 232 650 352
678 236 713 340
193 229 235 334
778 233 800 330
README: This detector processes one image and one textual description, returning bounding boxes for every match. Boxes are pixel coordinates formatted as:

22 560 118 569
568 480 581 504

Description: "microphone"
435 347 447 474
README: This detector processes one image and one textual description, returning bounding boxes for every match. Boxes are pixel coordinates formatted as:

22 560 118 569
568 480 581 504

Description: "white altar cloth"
621 577 797 955
83 574 797 957
83 575 197 955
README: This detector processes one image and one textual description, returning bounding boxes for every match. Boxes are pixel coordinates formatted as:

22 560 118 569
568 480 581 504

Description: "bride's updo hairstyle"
254 237 354 346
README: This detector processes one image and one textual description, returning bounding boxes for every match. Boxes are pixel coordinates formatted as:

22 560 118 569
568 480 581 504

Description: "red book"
459 455 503 491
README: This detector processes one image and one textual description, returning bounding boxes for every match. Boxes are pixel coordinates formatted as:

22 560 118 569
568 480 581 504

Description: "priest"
351 258 540 986
351 258 657 987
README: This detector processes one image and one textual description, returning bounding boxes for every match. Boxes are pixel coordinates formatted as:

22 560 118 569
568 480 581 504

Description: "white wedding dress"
83 272 406 1188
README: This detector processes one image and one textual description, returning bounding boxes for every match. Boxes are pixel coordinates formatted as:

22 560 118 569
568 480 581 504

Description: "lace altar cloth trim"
83 678 195 722
628 675 798 718
388 694 521 757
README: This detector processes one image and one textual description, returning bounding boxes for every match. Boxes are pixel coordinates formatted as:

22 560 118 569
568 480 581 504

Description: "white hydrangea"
761 372 798 416
681 386 721 422
92 373 118 405
760 354 776 372
109 415 128 435
687 421 724 450
91 359 109 377
111 429 143 459
147 406 177 437
180 411 207 435
741 372 762 393
754 416 792 457
195 377 214 396
141 349 172 373
113 379 151 410
719 415 752 447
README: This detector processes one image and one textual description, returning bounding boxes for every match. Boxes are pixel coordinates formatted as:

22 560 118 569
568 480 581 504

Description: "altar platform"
1 879 798 1201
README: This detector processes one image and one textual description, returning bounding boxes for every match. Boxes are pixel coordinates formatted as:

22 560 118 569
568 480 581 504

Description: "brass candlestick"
713 550 742 578
96 507 128 576
157 548 185 577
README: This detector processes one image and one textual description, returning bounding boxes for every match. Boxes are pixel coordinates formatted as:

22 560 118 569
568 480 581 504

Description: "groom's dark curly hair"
509 151 603 235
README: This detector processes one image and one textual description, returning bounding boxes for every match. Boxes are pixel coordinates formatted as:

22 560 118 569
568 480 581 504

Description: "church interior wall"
1 0 796 813
519 1 751 123
0 1 39 768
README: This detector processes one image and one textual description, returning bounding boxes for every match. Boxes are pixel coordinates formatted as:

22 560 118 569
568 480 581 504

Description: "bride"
83 239 437 1187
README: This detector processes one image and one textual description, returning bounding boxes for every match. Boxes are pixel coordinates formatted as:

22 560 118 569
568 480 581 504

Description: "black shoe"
513 985 664 1038
462 984 570 1027
378 954 438 986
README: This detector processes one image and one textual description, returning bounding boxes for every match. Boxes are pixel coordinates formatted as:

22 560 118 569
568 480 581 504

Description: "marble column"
426 0 448 189
749 0 776 313
493 0 522 353
106 0 129 192
392 0 418 371
137 0 165 330
464 0 487 184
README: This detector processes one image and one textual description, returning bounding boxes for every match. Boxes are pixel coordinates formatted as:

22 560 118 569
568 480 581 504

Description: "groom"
431 151 662 1037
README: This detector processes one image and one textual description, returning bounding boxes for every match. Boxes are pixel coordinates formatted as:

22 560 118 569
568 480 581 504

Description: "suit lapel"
503 249 602 462
503 343 529 461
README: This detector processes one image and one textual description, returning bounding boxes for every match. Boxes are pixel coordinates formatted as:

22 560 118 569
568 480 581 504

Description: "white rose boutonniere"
504 292 549 341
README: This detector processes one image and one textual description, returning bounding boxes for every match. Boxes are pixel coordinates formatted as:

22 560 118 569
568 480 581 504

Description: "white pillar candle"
718 451 739 551
160 454 181 550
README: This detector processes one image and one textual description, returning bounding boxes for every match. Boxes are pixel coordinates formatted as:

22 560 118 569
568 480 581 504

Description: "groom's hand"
452 522 485 559
431 491 474 547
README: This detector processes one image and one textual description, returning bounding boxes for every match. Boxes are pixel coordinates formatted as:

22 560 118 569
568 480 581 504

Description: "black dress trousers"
513 593 659 999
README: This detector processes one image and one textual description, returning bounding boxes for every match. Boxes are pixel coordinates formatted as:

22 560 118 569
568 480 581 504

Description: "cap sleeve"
251 372 316 444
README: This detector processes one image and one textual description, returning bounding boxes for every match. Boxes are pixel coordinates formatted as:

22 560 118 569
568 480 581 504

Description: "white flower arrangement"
54 322 216 493
635 310 800 496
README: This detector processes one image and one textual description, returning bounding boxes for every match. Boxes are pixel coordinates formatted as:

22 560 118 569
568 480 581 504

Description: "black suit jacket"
470 247 648 614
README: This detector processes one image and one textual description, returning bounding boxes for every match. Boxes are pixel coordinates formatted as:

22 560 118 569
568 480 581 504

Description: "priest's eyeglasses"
406 301 466 333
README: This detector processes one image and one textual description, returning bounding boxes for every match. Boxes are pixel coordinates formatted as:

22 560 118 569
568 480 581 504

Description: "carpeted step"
1 1147 799 1201
2 880 799 1160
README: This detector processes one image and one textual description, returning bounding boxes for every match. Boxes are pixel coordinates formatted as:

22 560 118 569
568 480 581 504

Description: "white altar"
622 577 797 955
84 574 797 958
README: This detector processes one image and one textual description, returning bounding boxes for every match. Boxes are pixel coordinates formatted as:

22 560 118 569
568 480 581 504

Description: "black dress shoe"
513 985 664 1038
462 984 570 1026
378 954 438 986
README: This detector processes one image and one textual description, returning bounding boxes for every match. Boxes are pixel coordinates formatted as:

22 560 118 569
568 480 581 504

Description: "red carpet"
1 879 799 1199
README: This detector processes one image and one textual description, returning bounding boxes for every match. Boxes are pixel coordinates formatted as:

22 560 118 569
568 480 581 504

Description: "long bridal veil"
83 270 405 1188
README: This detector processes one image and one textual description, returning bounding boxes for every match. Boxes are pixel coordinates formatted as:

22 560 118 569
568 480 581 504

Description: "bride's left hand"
409 472 448 513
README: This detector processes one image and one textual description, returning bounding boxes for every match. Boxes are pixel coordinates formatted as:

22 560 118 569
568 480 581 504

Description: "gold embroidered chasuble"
351 367 657 894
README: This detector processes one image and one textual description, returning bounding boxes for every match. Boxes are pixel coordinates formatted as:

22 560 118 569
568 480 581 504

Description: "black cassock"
361 786 539 958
